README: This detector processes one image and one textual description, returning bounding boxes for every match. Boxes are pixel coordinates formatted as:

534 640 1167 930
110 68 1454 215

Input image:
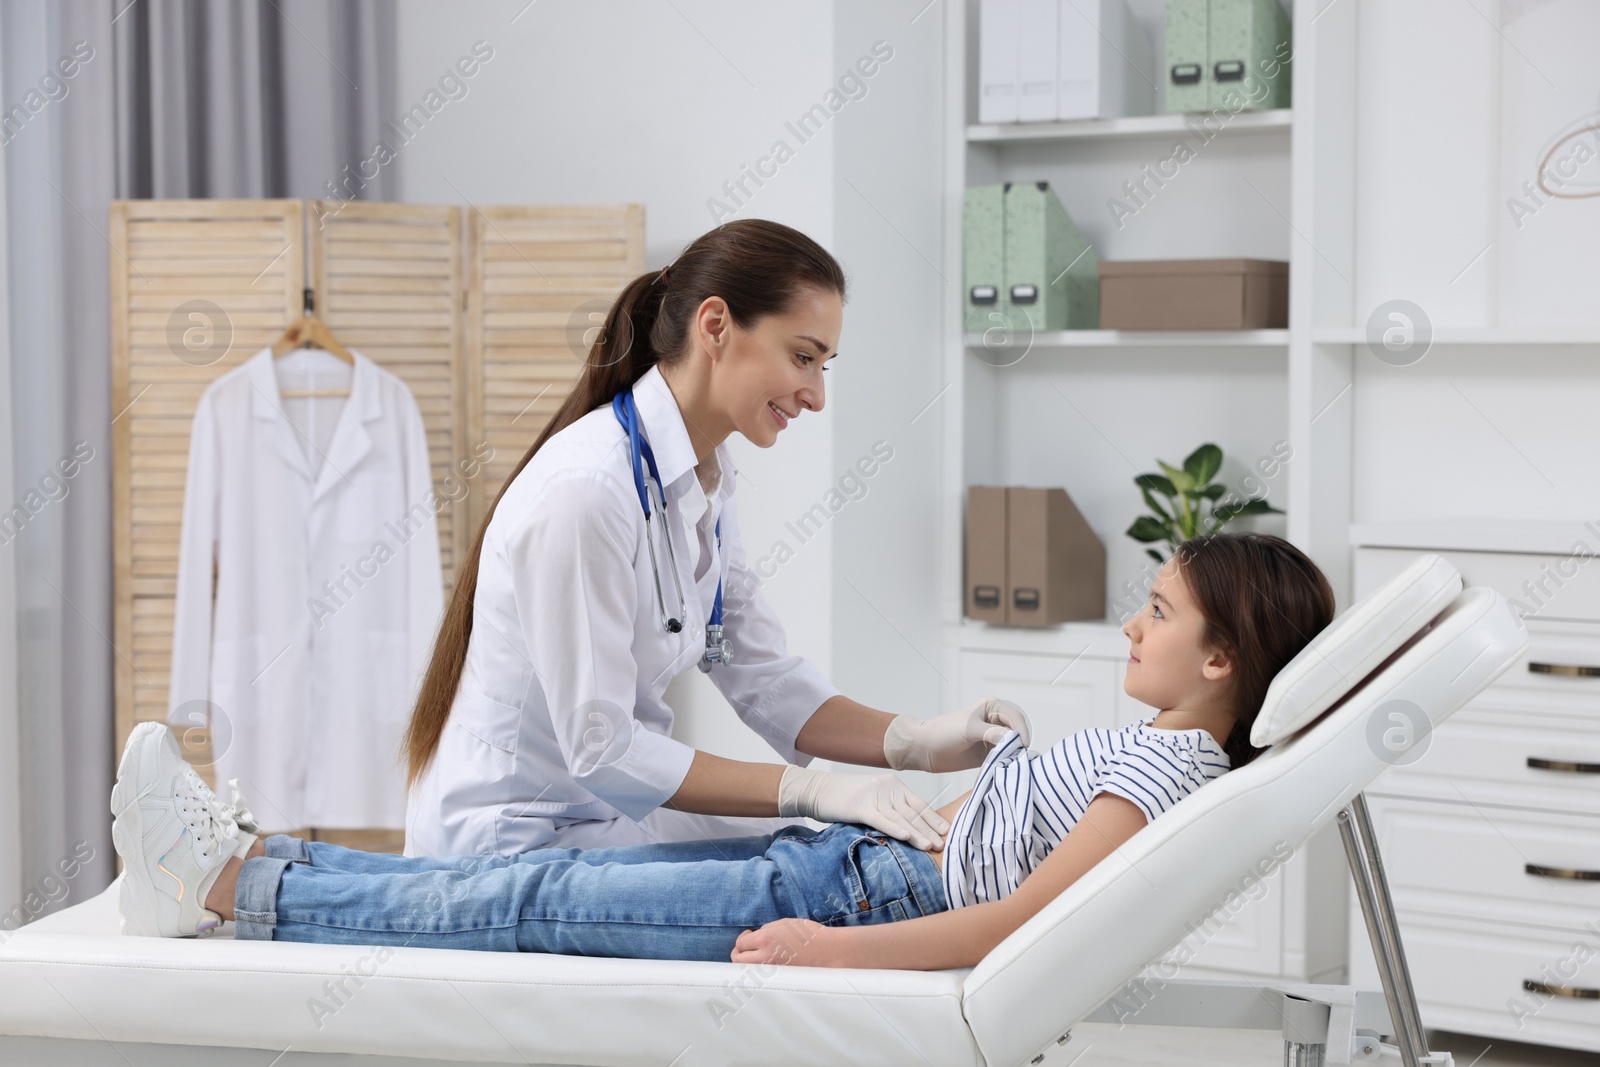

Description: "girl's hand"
731 918 848 967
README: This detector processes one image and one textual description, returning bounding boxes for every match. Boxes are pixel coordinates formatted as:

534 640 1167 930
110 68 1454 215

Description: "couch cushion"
0 877 981 1066
1251 552 1461 747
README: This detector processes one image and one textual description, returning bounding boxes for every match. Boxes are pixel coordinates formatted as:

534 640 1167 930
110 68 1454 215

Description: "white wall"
392 0 839 762
827 5 951 732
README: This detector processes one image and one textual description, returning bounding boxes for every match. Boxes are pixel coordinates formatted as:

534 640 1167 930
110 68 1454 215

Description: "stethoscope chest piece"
612 388 732 673
699 623 731 673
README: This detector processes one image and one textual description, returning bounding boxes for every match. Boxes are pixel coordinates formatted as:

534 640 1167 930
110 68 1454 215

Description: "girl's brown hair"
1170 532 1337 769
402 219 848 789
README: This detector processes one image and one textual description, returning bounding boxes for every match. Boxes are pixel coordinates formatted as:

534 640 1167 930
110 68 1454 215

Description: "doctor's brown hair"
1167 532 1336 769
402 219 848 789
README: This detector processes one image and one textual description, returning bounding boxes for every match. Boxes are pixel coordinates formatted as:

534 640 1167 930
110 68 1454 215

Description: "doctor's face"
716 284 840 447
1120 556 1232 712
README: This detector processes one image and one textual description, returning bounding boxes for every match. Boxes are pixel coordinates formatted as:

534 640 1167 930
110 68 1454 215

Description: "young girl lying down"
111 532 1333 970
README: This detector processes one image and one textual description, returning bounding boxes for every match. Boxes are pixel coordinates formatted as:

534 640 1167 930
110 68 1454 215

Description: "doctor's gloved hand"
881 697 1031 774
777 766 948 851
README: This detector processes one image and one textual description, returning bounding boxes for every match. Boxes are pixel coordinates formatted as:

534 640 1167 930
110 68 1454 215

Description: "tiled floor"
1059 1023 1595 1065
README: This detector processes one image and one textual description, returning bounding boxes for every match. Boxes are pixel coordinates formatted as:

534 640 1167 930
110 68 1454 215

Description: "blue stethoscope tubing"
611 389 730 672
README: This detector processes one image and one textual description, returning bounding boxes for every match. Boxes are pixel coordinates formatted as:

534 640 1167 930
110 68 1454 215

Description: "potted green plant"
1126 443 1283 562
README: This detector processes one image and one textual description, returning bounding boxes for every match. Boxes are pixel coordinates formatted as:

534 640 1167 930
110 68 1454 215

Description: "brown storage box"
1098 258 1288 329
965 485 1105 626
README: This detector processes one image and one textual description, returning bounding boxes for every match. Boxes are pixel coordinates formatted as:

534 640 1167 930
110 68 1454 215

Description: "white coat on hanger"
167 346 443 830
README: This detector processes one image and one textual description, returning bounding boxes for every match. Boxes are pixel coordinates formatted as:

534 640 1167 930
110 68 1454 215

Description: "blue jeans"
233 821 948 962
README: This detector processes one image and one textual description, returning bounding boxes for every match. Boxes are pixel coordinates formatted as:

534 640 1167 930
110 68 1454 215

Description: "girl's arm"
731 790 1150 969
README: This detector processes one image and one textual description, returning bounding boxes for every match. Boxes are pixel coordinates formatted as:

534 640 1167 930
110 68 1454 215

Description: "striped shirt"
941 718 1231 909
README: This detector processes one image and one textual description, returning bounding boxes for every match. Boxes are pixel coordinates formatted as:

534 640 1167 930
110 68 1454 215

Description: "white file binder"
1018 0 1060 121
978 0 1021 124
1057 0 1155 120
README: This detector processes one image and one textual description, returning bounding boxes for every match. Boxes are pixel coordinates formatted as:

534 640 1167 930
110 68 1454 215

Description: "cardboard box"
1098 258 1288 329
966 485 1105 626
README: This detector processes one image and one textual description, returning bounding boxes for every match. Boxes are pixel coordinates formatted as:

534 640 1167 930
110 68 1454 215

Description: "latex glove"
881 696 1032 774
777 766 949 851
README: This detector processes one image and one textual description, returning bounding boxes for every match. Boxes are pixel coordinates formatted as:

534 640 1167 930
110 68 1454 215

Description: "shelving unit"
942 3 1322 609
925 0 1600 1039
934 0 1347 989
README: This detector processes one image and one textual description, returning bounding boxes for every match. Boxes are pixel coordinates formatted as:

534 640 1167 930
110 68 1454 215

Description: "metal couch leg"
1283 1039 1326 1067
1281 993 1330 1066
1338 792 1452 1067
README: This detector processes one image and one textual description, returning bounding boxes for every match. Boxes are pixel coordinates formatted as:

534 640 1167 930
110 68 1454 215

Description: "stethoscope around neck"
611 388 731 673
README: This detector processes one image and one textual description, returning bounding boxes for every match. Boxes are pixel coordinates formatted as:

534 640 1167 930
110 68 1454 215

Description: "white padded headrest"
1250 552 1462 747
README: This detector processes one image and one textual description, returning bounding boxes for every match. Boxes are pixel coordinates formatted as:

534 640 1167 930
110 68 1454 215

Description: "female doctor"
401 219 1028 858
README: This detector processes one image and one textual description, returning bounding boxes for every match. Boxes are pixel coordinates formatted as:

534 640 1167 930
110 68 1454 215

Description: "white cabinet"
956 649 1118 745
1350 548 1600 1053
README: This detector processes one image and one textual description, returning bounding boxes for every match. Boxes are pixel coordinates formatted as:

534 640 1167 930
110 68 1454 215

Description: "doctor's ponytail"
402 218 848 789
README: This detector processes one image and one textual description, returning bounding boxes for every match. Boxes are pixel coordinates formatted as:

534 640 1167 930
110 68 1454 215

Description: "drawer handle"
1524 979 1600 1000
1528 756 1600 775
1526 863 1600 881
1528 661 1600 678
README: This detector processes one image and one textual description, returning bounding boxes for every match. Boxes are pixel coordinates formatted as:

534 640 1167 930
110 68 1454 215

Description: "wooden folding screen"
111 199 308 789
463 204 647 533
110 198 644 846
309 201 466 585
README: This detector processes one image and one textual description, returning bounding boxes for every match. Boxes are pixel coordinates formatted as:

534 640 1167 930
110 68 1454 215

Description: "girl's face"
702 285 840 447
1121 556 1234 712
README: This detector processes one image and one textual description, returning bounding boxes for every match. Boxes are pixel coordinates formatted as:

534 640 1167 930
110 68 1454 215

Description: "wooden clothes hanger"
273 288 354 398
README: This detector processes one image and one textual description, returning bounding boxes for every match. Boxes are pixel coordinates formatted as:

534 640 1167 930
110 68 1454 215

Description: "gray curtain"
1 0 395 922
114 0 397 200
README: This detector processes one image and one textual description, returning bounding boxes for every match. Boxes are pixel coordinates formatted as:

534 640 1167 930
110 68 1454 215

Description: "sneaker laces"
174 776 240 866
181 765 260 834
217 778 260 834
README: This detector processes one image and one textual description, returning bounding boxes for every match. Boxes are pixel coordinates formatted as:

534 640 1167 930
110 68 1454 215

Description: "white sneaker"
110 722 258 937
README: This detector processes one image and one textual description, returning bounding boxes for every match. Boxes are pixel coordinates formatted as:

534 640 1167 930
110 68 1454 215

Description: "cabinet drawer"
1374 912 1600 1052
1356 548 1600 623
1466 678 1599 737
1371 704 1600 815
1363 795 1600 930
1480 625 1600 701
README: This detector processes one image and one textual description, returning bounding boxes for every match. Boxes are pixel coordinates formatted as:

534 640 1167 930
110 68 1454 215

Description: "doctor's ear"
694 296 733 358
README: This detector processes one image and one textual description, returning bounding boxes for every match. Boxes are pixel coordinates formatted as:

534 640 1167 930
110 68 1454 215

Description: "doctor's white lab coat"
167 347 443 830
404 363 840 857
